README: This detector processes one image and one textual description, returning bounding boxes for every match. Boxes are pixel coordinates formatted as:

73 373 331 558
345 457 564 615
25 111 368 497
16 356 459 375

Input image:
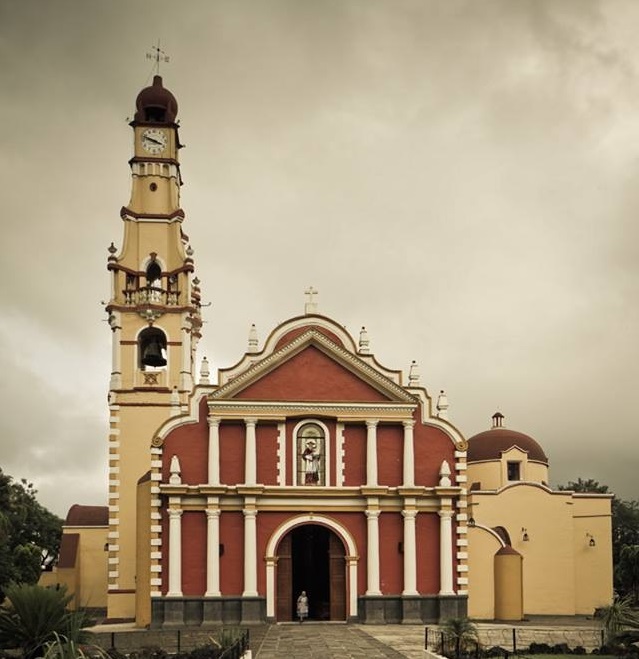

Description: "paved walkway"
92 618 602 659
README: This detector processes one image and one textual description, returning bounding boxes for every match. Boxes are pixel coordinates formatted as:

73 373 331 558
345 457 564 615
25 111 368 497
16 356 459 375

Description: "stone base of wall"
358 595 467 624
150 597 266 629
151 594 466 627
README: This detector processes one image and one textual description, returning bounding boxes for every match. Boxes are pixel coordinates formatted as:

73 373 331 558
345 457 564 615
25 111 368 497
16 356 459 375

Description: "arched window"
296 423 325 486
138 327 167 370
146 260 162 289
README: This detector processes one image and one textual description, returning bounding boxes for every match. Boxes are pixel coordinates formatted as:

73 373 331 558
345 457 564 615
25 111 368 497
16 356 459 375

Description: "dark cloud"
0 0 637 514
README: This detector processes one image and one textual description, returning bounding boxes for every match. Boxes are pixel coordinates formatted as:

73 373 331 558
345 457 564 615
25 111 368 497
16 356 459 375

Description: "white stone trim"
456 538 468 547
150 472 162 481
277 423 286 486
336 423 345 487
264 514 358 620
151 460 163 468
109 428 121 436
151 538 162 546
291 418 331 486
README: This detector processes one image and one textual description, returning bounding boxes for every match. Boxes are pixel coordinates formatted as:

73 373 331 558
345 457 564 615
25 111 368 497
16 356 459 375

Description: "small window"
297 423 325 486
507 461 521 481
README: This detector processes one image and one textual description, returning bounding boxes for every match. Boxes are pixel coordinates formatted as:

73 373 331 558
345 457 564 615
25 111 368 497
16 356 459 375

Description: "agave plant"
43 633 109 659
441 617 480 657
599 595 639 645
0 583 95 659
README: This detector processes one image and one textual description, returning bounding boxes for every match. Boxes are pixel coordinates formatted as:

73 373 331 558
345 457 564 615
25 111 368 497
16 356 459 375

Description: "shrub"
0 583 94 659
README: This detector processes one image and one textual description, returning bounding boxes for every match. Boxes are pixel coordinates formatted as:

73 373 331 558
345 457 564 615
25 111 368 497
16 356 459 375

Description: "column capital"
366 419 379 429
365 509 380 520
243 509 258 519
402 509 418 520
168 508 183 519
438 509 454 520
208 417 221 428
244 417 258 427
205 508 221 520
402 419 416 428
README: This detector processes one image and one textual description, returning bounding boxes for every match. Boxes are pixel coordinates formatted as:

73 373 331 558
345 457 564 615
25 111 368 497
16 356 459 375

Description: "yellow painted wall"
467 484 612 618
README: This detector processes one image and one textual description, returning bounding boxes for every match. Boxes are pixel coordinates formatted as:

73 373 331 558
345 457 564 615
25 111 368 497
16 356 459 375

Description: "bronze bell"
142 339 166 367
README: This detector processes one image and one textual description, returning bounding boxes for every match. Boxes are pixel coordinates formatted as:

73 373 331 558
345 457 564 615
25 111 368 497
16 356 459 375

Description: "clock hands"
145 135 163 146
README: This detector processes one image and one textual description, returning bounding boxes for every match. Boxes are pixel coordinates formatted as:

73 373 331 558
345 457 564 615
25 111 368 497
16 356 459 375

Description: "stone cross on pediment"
304 286 318 315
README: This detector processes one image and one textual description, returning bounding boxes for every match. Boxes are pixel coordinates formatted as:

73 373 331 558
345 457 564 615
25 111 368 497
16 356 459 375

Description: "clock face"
141 129 168 154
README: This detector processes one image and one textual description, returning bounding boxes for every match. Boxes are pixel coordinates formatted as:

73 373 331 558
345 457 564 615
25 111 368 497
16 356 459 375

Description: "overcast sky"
0 0 637 517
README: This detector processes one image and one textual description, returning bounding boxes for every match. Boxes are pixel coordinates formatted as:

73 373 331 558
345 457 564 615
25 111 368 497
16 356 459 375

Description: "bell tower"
105 76 202 620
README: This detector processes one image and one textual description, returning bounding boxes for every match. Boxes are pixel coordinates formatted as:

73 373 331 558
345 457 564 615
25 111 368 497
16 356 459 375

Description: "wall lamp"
521 527 530 542
586 533 596 547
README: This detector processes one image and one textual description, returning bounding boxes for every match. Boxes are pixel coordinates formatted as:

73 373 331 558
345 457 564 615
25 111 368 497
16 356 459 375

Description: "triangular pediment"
209 329 415 404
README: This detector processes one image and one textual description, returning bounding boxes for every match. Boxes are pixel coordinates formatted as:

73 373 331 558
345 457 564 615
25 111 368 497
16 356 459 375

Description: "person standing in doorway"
296 590 309 622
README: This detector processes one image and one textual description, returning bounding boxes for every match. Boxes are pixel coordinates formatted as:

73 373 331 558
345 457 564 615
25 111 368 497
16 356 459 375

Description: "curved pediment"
210 328 416 404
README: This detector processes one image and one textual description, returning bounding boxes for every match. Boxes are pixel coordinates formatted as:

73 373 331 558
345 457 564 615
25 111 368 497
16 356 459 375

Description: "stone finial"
408 360 420 385
169 455 182 485
436 390 449 419
439 460 452 487
199 356 210 384
304 286 318 315
108 242 117 255
248 323 259 353
170 386 181 417
186 245 194 257
358 327 370 354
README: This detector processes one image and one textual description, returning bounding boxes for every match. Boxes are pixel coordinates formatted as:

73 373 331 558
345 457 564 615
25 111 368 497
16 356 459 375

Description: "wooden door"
276 534 292 621
329 533 346 620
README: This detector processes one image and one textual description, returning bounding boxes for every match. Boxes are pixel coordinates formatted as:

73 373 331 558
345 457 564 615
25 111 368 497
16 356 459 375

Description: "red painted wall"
182 511 206 595
414 411 456 487
256 423 279 485
220 511 244 595
377 424 402 487
273 325 346 351
343 424 366 486
219 422 245 485
416 512 440 594
379 512 403 593
162 396 208 484
234 346 392 402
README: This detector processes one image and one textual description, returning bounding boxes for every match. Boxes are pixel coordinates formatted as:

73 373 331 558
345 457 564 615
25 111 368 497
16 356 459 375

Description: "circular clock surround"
141 128 168 154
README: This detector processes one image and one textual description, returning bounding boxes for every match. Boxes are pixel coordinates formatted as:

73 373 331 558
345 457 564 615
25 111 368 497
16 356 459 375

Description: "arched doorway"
276 524 346 621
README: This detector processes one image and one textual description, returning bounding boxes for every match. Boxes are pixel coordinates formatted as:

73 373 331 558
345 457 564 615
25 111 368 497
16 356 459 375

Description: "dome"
134 75 178 124
467 413 548 464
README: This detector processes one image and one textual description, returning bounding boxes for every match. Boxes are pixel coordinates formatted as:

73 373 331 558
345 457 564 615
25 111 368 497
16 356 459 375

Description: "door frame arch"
265 514 358 620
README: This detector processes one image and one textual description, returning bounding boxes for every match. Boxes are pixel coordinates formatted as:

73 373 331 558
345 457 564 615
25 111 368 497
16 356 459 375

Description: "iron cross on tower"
146 41 170 75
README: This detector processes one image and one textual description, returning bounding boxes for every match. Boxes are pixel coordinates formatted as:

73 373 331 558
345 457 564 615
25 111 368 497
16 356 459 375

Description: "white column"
244 418 257 486
402 509 418 595
266 556 276 618
205 508 221 596
402 420 415 487
365 509 381 595
167 506 183 597
439 508 455 595
208 418 221 485
243 508 258 596
366 420 378 487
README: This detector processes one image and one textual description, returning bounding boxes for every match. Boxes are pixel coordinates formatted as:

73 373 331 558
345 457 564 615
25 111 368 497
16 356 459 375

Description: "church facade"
45 75 613 627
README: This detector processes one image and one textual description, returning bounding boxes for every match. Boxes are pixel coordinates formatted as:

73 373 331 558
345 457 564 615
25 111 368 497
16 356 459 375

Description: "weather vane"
146 40 170 75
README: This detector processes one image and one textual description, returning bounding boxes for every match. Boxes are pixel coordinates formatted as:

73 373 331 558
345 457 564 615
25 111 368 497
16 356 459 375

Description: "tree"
557 478 609 494
0 469 63 599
